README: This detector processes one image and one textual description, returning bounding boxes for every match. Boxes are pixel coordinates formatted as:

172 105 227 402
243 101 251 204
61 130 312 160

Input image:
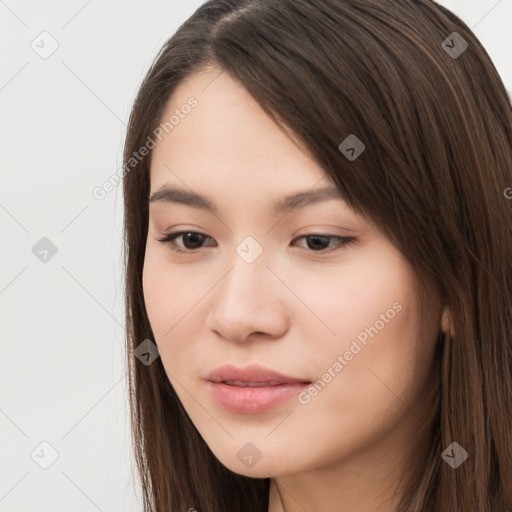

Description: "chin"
208 442 296 479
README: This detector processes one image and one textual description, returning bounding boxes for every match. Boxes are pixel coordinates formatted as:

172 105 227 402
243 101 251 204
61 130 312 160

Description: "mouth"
221 380 299 387
207 363 310 385
206 364 312 414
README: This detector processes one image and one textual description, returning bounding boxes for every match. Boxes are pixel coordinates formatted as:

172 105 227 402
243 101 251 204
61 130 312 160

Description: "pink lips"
206 364 311 414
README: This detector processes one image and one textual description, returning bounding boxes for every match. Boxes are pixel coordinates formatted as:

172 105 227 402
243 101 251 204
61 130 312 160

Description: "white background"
1 1 511 510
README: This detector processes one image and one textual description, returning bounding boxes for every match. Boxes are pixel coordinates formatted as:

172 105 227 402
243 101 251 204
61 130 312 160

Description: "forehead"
149 68 329 192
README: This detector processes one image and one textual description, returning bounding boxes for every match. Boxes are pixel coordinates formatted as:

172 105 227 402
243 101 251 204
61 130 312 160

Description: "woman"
122 1 512 510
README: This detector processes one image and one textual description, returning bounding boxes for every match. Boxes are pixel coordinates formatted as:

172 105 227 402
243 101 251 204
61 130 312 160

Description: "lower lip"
206 381 310 414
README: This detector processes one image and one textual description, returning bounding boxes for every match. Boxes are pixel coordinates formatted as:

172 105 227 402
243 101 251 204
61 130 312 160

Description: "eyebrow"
149 185 345 215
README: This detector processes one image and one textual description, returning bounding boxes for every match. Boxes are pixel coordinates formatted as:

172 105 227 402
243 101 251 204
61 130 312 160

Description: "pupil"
308 235 329 250
184 232 203 249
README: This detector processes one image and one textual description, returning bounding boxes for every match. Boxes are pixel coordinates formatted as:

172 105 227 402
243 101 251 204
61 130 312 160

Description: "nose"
205 249 289 343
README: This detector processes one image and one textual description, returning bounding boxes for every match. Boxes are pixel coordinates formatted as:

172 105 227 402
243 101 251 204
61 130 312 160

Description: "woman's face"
143 67 443 480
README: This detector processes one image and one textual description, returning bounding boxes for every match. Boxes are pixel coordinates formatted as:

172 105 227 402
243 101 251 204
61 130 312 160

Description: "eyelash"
155 231 356 254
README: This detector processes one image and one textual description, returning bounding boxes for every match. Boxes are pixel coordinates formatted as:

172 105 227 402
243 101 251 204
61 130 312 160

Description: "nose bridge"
207 236 288 340
221 237 270 308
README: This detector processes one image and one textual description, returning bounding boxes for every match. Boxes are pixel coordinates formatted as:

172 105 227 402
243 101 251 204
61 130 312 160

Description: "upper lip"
207 364 311 384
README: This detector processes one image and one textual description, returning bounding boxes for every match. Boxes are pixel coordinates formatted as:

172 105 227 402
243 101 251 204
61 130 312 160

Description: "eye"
156 231 356 254
155 231 215 252
292 234 356 253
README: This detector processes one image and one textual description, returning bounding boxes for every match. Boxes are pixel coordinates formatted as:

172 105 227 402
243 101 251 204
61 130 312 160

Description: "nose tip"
205 255 289 343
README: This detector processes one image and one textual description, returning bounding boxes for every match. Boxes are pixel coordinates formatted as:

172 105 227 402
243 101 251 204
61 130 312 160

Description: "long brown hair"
122 1 512 510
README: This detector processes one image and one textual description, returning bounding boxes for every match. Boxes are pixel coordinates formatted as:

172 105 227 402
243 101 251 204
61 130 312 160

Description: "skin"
143 66 446 512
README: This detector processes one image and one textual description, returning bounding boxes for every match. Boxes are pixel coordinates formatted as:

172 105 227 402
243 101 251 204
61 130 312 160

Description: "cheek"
291 251 412 354
142 246 198 333
142 257 168 333
142 247 212 376
306 290 431 439
303 252 426 402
